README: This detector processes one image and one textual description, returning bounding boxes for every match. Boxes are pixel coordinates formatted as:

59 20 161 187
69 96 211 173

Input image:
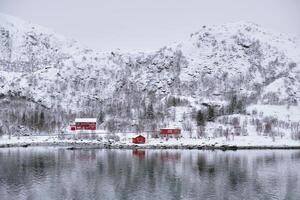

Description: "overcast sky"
0 0 299 52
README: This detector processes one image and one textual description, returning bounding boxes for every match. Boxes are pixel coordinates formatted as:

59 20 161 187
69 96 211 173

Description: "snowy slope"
0 13 300 134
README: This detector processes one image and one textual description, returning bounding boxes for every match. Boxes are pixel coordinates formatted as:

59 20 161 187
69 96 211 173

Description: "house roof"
160 127 181 130
133 135 145 138
75 118 97 123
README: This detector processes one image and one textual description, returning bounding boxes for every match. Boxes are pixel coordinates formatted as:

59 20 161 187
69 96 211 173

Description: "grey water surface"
0 148 300 200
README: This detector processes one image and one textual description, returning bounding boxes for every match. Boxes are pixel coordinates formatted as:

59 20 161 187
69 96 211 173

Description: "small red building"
160 128 181 135
74 118 97 131
132 135 146 144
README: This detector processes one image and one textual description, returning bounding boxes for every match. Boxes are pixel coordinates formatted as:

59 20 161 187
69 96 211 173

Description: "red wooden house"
160 128 181 136
132 135 146 144
72 118 97 131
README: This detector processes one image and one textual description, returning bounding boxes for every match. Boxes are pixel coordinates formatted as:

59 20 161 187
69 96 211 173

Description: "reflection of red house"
132 149 145 158
132 135 146 144
160 128 181 135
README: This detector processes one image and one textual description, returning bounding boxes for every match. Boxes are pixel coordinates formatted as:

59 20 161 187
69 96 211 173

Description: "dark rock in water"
103 144 111 149
220 145 228 151
66 147 76 150
21 144 30 148
220 145 238 151
228 146 238 151
187 145 195 149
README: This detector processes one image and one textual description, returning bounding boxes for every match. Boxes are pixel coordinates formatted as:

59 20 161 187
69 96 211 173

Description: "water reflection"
0 148 300 200
132 149 145 159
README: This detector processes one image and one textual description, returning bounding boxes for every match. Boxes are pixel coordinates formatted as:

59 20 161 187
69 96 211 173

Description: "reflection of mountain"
0 149 300 199
71 150 96 160
160 151 181 161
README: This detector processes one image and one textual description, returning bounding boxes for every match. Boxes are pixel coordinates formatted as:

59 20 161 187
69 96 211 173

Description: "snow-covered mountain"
0 13 300 134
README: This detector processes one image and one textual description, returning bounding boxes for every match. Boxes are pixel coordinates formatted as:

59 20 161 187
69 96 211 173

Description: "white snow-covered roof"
161 127 181 129
75 118 97 123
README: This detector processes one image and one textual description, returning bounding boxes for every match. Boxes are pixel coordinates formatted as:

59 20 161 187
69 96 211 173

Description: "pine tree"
146 103 155 119
228 95 237 114
172 97 177 107
207 106 215 122
98 111 105 124
227 95 245 114
21 113 26 125
196 110 205 126
39 111 45 130
236 99 245 114
34 110 39 130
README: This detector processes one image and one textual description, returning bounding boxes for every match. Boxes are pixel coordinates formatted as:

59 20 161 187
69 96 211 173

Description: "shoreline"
1 135 300 150
1 142 300 150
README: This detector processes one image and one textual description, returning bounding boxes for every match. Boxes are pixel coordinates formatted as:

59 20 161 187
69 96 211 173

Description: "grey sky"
0 0 299 52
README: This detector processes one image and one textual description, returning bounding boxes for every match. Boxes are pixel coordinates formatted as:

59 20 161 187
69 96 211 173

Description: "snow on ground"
1 133 299 148
247 104 300 122
1 106 299 148
1 101 299 149
136 136 300 148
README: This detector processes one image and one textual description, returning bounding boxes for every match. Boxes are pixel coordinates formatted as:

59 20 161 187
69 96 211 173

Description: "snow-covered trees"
197 126 206 139
291 122 300 140
97 111 105 125
196 111 205 126
183 120 193 138
196 110 206 138
39 111 45 131
207 106 215 122
232 117 241 136
255 119 263 135
227 95 246 114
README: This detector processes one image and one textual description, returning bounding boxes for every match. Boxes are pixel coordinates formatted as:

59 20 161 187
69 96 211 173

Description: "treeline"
0 97 71 135
195 95 246 126
0 92 246 136
1 92 300 143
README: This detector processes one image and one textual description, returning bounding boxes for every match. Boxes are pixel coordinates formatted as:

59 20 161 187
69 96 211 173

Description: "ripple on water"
0 148 300 200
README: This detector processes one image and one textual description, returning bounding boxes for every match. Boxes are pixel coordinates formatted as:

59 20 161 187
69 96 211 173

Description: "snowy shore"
1 135 300 150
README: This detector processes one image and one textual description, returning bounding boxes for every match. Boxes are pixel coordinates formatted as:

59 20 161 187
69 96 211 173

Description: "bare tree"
255 119 263 135
196 126 206 139
183 120 193 138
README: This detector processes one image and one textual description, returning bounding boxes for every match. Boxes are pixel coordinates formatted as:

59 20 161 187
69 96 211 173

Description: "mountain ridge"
0 13 299 134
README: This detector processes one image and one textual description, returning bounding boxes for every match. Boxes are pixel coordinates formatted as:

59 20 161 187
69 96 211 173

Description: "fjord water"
0 148 300 200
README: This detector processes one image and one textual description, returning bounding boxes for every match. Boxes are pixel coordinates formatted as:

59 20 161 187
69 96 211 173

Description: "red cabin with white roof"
160 128 181 135
74 118 97 131
132 135 146 144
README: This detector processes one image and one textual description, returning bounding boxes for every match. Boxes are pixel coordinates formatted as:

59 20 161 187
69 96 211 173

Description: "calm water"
0 148 300 200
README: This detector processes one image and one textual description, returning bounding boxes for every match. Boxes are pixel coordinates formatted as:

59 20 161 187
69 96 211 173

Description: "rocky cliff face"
0 13 299 133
